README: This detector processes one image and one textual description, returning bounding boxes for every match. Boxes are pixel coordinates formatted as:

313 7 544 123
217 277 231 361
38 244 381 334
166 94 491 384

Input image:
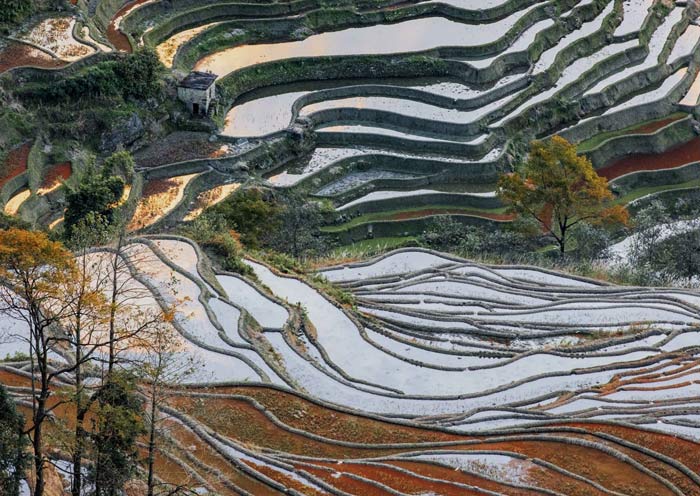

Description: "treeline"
17 49 163 103
0 0 32 24
181 188 332 274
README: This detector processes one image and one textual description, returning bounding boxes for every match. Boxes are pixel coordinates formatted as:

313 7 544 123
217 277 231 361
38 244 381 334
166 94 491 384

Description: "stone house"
177 71 217 116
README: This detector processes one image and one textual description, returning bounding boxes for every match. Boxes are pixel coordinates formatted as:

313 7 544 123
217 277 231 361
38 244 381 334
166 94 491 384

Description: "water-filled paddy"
195 10 542 77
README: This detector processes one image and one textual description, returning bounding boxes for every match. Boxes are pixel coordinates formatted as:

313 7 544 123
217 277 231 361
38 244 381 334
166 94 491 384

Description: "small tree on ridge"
497 136 628 254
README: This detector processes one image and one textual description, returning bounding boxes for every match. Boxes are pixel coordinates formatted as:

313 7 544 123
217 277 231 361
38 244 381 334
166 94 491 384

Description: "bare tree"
66 218 172 496
0 229 81 496
138 325 196 496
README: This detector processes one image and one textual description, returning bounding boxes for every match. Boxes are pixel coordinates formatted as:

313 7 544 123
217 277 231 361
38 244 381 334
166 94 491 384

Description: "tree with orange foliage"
497 136 629 254
0 229 77 496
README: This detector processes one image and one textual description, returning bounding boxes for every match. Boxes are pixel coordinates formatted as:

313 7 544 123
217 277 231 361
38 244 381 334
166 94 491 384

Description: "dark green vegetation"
0 384 28 496
90 373 145 496
182 188 331 275
19 49 162 103
0 0 32 25
64 156 127 237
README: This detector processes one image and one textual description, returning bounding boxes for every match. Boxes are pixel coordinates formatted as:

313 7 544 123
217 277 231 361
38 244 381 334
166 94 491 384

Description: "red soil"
0 143 30 189
566 422 700 474
0 41 66 73
312 461 490 496
598 137 700 180
142 177 181 198
163 419 282 495
4 367 696 496
449 439 676 496
40 161 72 191
303 465 396 495
386 460 543 495
107 0 152 52
390 209 514 222
242 460 326 496
632 114 686 135
167 394 412 459
0 369 32 387
181 385 462 444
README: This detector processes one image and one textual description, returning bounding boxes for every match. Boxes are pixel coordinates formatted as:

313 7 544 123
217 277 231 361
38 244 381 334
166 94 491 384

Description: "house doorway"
192 103 200 115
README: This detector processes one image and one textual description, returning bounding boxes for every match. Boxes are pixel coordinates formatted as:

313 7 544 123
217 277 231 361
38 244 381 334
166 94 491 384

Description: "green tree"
0 383 28 496
90 373 144 496
419 217 532 260
0 0 31 24
266 193 328 258
64 158 126 239
497 136 629 254
115 49 163 100
103 150 135 181
211 188 281 248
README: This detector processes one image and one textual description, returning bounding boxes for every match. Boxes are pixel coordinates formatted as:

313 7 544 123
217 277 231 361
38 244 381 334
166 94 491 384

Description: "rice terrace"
3 0 700 494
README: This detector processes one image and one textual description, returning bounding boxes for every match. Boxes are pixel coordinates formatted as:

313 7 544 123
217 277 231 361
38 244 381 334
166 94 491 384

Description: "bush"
114 49 163 101
64 158 126 239
0 383 28 496
0 0 31 24
18 49 163 104
570 224 613 261
180 214 253 277
264 193 329 259
419 217 533 260
210 188 281 249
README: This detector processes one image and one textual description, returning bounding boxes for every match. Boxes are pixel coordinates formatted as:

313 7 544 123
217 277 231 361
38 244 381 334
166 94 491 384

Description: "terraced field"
2 0 700 239
3 1 700 493
4 237 700 494
133 0 700 240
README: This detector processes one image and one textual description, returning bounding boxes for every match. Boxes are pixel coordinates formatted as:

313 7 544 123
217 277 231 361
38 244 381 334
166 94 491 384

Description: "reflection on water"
268 145 500 187
223 90 308 137
680 71 700 107
195 10 538 77
300 93 516 123
221 74 525 137
157 22 221 68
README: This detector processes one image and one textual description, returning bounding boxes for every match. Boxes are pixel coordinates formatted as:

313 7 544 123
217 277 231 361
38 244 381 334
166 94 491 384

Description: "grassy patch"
331 235 417 255
577 112 688 153
615 178 700 205
322 205 509 232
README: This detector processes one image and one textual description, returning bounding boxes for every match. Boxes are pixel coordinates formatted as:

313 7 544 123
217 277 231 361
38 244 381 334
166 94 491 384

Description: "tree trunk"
72 417 85 496
72 318 83 496
108 249 119 374
559 224 567 254
33 421 44 496
146 385 157 496
33 378 48 496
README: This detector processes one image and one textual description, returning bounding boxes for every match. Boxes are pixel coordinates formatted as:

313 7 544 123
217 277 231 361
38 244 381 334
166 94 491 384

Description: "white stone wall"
177 86 214 114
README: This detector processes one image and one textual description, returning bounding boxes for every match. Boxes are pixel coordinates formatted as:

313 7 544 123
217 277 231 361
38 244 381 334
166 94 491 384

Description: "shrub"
114 48 163 101
180 214 253 276
420 217 533 260
0 0 31 24
209 188 281 249
18 49 163 104
64 158 126 239
0 383 28 496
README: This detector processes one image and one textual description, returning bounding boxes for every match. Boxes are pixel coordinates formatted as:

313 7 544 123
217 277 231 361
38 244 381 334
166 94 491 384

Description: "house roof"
178 71 217 90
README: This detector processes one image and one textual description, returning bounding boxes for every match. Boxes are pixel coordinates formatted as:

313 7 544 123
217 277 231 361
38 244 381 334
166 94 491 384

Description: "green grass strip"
577 112 688 153
616 178 700 204
322 205 509 232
